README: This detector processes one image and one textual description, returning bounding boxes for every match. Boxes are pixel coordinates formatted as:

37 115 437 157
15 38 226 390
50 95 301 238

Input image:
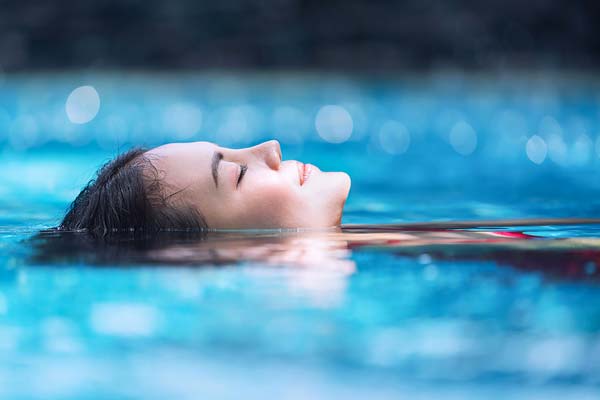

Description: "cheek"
236 180 304 227
256 181 301 213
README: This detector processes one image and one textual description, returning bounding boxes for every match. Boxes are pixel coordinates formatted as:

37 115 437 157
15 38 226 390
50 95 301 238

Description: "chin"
325 172 351 226
328 171 351 203
339 172 352 199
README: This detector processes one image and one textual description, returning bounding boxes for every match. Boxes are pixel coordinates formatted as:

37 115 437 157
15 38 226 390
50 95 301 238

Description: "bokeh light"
0 74 597 173
315 105 353 143
449 120 477 155
378 120 410 154
65 85 100 124
271 106 309 145
162 102 203 140
216 105 261 145
571 133 592 166
526 135 547 164
90 302 159 337
546 133 567 166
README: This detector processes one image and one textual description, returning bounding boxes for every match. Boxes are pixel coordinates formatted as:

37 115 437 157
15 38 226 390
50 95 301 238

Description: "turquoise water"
1 73 600 398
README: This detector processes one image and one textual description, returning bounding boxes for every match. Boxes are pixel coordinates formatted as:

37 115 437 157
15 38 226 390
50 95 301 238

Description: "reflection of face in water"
146 140 351 229
149 232 353 268
149 232 357 308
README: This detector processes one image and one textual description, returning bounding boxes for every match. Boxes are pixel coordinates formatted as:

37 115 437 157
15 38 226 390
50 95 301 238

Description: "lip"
297 161 317 186
297 161 305 185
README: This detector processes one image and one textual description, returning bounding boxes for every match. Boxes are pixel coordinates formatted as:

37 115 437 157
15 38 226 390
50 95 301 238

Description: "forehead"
145 141 218 194
147 141 216 159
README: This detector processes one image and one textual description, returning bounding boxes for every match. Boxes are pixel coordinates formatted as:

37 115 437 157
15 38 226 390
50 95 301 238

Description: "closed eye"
236 164 247 188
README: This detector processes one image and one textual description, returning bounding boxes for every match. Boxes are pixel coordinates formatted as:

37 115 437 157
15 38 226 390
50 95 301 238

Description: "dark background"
1 0 599 71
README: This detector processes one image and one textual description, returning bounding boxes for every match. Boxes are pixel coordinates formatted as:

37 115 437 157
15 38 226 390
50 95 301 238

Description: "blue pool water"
1 73 600 398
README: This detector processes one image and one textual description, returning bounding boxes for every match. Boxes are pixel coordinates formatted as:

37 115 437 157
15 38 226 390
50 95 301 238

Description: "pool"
1 72 600 398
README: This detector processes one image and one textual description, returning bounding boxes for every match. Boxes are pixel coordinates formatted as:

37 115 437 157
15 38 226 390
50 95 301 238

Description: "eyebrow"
211 151 223 188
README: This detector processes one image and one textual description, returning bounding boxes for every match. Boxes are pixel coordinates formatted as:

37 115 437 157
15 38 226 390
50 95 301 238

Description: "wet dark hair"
59 148 207 236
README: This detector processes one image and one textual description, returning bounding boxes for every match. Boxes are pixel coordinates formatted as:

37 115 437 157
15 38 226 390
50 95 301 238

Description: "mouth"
297 161 316 186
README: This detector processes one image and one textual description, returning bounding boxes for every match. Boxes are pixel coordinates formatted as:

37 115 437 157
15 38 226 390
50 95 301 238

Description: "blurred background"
0 0 599 225
1 0 600 71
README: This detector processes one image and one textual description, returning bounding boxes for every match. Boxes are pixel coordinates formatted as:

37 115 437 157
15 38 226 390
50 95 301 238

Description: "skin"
145 140 351 229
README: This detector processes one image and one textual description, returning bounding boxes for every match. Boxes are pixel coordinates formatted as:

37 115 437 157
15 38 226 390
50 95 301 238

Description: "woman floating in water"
52 139 600 281
60 140 351 235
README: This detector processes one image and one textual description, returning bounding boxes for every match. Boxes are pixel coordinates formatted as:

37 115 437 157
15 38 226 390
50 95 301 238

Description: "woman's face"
145 140 351 229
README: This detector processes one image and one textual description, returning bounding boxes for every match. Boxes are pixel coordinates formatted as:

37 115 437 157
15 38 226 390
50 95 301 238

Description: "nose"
253 140 282 170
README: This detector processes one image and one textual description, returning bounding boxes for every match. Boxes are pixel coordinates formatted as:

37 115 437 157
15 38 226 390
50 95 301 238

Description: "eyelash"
236 164 247 188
